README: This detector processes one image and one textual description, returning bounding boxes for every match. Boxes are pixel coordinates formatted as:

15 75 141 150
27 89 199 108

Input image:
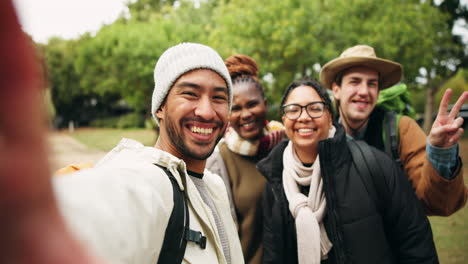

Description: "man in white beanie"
51 43 244 264
320 44 467 216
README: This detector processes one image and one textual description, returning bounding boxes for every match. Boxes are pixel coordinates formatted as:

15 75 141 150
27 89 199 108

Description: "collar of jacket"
95 137 189 191
257 124 348 183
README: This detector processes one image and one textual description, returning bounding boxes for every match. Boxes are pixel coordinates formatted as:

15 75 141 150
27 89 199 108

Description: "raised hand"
0 1 104 263
428 89 468 148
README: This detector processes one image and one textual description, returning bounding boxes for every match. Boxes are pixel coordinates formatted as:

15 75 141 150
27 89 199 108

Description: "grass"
430 204 467 263
429 137 468 264
70 128 157 151
72 129 468 263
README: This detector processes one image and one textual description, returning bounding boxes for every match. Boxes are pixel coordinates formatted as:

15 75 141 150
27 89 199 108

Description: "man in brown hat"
320 44 467 216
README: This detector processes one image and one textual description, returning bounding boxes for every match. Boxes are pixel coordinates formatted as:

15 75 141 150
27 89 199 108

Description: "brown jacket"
206 140 264 264
398 116 467 216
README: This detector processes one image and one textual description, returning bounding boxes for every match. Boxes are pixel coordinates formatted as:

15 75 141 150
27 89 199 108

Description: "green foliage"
435 68 468 105
208 0 454 112
409 87 427 114
127 0 177 21
435 0 468 69
89 116 121 128
40 36 123 127
41 37 83 118
210 0 335 108
41 0 462 130
117 112 146 128
73 1 209 118
89 112 145 128
145 117 158 130
74 21 161 115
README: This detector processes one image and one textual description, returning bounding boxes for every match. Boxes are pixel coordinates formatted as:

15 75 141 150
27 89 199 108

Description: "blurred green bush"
90 112 145 128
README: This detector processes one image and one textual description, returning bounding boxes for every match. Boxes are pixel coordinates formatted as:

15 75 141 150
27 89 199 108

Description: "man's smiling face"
332 66 379 127
156 69 229 160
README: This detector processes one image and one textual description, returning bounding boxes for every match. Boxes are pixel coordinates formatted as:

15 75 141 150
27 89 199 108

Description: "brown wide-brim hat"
320 45 403 90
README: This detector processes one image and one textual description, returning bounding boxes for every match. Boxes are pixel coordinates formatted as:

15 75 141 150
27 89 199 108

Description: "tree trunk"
421 70 458 134
422 85 436 134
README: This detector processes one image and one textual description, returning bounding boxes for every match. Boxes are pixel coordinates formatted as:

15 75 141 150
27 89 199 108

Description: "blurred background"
13 0 468 262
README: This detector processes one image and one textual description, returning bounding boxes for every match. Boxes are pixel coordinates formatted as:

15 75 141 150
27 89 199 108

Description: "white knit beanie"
151 42 232 125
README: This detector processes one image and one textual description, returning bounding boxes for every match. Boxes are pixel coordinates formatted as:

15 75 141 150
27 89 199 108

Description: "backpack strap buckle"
185 228 207 249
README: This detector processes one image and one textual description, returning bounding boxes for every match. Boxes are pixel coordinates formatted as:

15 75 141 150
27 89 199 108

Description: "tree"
41 0 462 129
420 0 468 132
436 68 468 104
127 0 177 21
41 35 125 127
209 0 454 121
73 0 210 118
41 0 218 127
437 0 468 69
209 0 340 117
41 37 88 127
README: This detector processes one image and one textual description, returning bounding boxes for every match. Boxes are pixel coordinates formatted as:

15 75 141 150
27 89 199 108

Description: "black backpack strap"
384 111 401 166
156 165 188 264
347 140 387 212
156 165 208 264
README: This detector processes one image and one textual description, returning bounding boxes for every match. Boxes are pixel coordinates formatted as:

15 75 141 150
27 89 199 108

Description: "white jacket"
54 138 244 264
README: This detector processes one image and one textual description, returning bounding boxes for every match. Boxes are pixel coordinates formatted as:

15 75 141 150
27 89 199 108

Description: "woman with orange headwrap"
207 54 285 264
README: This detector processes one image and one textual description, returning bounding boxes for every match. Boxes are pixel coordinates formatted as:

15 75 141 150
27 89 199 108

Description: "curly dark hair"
225 54 265 99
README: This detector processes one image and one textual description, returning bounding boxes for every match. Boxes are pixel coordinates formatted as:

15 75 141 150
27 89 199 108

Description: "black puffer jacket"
257 125 438 264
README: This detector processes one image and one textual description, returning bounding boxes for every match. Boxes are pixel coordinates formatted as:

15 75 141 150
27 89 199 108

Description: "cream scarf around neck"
282 126 336 264
224 120 285 157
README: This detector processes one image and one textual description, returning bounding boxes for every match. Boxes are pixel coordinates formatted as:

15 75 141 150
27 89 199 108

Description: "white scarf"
224 120 285 156
282 126 336 264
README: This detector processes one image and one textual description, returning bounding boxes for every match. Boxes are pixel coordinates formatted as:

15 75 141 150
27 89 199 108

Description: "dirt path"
48 132 106 171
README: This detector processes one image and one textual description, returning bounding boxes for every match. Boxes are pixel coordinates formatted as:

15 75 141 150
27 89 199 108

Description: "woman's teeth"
297 128 316 135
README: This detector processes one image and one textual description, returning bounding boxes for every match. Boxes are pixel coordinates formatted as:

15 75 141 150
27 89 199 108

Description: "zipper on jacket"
319 139 347 263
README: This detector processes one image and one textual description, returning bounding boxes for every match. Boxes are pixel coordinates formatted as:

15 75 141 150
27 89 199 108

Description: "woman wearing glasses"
257 78 437 263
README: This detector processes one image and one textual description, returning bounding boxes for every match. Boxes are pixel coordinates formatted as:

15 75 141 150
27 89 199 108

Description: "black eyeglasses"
281 101 327 120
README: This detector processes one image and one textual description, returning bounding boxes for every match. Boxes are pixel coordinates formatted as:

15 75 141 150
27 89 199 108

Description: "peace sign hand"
428 89 468 148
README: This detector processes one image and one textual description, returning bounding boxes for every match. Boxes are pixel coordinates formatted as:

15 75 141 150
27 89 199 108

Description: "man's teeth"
190 126 213 135
241 122 254 127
